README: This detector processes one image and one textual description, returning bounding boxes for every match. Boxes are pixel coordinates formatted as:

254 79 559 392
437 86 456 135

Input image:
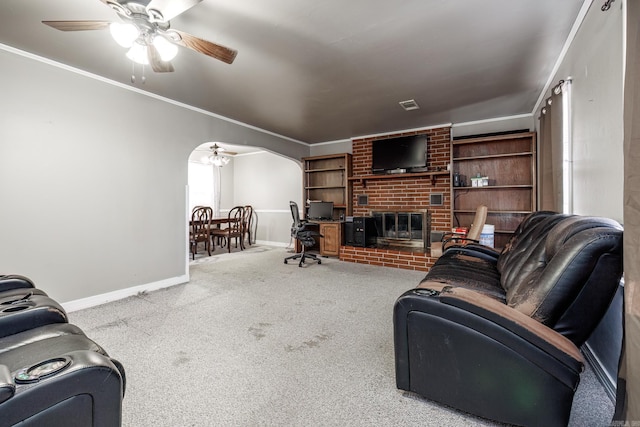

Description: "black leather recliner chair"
0 275 125 426
394 213 623 426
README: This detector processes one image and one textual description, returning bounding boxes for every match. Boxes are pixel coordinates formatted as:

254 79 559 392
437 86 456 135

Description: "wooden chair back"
466 205 488 241
190 206 213 259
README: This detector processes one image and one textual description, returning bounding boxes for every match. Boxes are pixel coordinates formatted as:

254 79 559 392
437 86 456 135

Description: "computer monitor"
307 201 334 220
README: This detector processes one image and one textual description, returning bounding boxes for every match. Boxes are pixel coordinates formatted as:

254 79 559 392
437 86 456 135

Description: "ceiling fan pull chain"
141 64 146 84
131 61 136 84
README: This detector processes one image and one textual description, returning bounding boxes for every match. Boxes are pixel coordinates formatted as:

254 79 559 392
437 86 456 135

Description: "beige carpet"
69 245 613 426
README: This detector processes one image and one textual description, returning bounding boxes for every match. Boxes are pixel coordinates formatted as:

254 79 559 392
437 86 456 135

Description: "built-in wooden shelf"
451 131 537 248
302 153 352 219
453 152 534 162
304 167 346 173
453 185 533 190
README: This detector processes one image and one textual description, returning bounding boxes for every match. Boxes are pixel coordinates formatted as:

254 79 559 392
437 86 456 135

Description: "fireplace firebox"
372 210 430 251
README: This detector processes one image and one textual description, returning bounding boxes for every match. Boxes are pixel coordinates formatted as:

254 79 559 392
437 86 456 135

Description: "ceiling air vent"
399 99 420 111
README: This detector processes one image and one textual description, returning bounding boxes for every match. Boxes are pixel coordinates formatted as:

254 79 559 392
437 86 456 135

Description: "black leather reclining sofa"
0 275 125 426
394 211 623 426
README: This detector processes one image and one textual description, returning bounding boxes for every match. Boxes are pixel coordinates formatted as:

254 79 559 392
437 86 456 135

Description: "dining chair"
211 206 245 253
190 206 213 260
243 205 256 246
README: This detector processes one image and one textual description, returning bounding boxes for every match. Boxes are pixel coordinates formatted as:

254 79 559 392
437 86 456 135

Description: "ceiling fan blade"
173 30 237 64
42 20 111 31
146 0 203 22
147 45 175 73
210 144 237 155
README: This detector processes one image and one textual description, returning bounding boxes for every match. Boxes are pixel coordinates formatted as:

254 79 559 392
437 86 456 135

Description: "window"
188 161 216 213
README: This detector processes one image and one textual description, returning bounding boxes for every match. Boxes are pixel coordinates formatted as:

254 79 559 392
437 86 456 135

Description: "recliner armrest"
0 275 35 293
442 243 501 261
395 284 584 389
0 295 68 339
437 286 584 366
0 364 15 404
394 284 583 426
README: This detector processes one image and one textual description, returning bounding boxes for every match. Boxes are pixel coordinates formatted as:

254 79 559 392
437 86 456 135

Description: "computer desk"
296 219 343 257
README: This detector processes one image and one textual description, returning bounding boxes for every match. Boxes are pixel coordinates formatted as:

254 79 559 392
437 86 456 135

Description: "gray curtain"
538 90 564 212
618 0 640 421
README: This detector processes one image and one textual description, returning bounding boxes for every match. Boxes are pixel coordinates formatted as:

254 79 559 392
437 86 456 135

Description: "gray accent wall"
0 48 308 303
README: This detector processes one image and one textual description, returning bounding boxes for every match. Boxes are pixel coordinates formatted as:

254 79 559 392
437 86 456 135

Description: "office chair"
284 201 323 267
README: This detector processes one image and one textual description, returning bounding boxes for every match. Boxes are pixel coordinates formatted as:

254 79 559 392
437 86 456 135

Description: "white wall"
0 48 309 304
231 151 302 244
537 1 624 222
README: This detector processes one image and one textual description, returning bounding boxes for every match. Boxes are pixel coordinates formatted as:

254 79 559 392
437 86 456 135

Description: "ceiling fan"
209 143 237 156
42 0 237 74
208 143 236 167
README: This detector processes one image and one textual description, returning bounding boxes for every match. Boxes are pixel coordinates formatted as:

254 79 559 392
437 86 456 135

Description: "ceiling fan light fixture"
109 22 139 48
209 154 230 167
126 42 149 65
153 35 178 61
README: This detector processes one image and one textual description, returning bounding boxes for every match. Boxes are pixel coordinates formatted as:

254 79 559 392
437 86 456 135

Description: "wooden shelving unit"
302 153 352 219
451 131 536 248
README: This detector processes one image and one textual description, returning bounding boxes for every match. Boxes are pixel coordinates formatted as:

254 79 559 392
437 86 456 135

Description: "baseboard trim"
583 343 616 403
63 243 286 313
255 240 288 248
62 274 189 313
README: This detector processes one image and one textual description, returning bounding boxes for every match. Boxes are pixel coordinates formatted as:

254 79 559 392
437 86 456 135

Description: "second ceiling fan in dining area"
42 0 237 75
208 143 236 167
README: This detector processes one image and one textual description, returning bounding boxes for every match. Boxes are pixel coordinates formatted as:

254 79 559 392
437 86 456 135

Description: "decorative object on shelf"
470 174 490 187
453 172 461 187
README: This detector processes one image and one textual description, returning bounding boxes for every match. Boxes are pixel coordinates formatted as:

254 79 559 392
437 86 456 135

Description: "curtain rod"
601 0 615 11
552 77 572 95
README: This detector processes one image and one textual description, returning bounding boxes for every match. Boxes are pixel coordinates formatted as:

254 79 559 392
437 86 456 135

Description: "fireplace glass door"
373 211 429 249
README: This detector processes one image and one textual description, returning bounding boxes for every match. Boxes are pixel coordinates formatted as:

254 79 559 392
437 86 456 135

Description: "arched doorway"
187 142 303 251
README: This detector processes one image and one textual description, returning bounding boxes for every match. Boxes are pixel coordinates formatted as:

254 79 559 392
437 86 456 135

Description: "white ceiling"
0 0 586 143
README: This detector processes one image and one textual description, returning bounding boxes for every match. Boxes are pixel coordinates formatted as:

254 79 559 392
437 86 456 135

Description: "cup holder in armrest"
14 357 71 384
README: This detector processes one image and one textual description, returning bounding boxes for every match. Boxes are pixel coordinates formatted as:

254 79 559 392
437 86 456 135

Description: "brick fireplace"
339 126 452 272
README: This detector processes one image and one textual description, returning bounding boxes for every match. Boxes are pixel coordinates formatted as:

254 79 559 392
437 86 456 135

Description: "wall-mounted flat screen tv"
371 135 428 174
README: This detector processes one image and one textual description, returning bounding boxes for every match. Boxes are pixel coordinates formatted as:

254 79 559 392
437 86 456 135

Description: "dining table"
190 217 243 250
189 217 240 227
